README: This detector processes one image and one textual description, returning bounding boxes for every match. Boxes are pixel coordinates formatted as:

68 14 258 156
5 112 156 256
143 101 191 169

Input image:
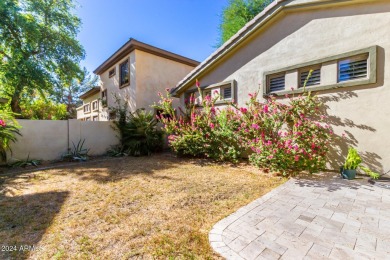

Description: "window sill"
264 77 375 97
119 83 130 89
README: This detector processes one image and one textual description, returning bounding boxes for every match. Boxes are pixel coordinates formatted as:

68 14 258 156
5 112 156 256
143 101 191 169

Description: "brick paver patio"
209 173 390 259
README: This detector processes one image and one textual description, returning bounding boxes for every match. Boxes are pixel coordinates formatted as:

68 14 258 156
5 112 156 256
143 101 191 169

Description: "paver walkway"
209 173 390 259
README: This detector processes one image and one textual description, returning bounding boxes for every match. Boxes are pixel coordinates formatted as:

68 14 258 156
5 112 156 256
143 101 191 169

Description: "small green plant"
360 166 380 180
9 154 41 168
343 147 380 179
344 147 362 170
107 145 129 157
62 139 90 161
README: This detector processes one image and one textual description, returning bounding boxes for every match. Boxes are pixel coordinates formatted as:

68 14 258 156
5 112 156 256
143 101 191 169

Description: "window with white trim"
338 54 368 82
92 100 98 111
101 89 108 107
83 104 90 113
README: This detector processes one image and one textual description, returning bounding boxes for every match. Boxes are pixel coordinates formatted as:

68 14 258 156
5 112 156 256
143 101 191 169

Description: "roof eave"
172 0 364 96
93 39 200 75
79 87 100 100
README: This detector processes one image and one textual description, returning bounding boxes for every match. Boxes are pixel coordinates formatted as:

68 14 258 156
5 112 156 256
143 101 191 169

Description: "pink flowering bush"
155 83 333 175
0 110 21 161
238 92 331 174
155 86 242 162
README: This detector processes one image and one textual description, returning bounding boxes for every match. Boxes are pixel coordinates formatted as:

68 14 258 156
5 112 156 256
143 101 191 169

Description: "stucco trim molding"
263 45 378 97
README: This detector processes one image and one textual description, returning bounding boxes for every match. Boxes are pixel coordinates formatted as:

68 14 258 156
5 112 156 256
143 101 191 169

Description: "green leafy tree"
54 68 99 118
0 0 85 115
217 0 272 46
20 96 67 120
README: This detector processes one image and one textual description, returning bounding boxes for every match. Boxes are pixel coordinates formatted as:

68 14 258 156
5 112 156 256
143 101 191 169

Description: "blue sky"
76 0 229 74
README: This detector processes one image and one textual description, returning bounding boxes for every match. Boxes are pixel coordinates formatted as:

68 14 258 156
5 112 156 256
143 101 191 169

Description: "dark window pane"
120 60 129 86
269 75 285 92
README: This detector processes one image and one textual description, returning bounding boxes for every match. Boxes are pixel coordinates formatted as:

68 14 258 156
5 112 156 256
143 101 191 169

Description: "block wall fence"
6 119 119 162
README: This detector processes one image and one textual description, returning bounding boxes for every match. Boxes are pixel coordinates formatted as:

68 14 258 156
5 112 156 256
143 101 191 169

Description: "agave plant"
62 139 90 161
0 110 21 161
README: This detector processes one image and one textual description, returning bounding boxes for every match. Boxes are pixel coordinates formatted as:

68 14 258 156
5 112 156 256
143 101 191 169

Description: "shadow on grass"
0 191 69 260
47 153 187 184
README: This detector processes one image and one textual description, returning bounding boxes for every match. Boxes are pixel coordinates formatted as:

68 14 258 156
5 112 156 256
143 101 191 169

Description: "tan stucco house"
172 0 390 172
76 87 101 121
77 38 199 121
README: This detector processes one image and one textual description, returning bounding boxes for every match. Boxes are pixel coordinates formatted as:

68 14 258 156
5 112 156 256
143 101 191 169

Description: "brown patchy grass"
0 153 285 259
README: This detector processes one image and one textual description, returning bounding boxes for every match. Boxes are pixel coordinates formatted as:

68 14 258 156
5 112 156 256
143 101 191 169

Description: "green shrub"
0 110 21 161
110 97 163 156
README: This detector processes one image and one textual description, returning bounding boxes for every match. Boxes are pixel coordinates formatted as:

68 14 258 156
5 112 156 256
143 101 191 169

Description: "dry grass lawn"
0 153 285 259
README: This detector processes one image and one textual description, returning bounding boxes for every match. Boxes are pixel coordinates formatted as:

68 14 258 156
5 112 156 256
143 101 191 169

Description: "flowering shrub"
238 91 331 174
155 86 242 162
0 110 21 161
155 82 333 175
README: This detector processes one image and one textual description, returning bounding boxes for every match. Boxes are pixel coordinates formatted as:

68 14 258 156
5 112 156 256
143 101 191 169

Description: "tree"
54 68 99 118
20 96 67 120
0 0 85 115
217 0 273 47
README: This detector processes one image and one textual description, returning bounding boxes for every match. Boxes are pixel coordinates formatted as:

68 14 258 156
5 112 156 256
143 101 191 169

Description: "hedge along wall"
7 119 119 162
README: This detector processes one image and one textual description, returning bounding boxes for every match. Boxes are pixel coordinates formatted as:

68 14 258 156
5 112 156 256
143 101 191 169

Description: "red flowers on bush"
154 83 333 175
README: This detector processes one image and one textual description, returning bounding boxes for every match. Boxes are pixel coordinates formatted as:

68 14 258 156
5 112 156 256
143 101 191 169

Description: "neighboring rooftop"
93 38 200 75
79 87 100 100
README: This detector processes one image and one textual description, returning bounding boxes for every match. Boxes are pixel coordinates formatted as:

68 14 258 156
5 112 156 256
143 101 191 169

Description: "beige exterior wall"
8 119 119 161
179 1 390 172
135 49 195 113
99 52 137 119
93 49 196 119
77 92 101 121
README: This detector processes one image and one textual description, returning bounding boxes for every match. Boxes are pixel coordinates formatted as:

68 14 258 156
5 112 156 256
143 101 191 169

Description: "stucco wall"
180 1 390 172
135 49 196 112
99 52 137 117
8 119 119 162
77 92 101 121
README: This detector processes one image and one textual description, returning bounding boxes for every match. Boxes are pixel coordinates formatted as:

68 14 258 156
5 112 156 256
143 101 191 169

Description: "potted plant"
340 147 380 180
341 147 361 179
